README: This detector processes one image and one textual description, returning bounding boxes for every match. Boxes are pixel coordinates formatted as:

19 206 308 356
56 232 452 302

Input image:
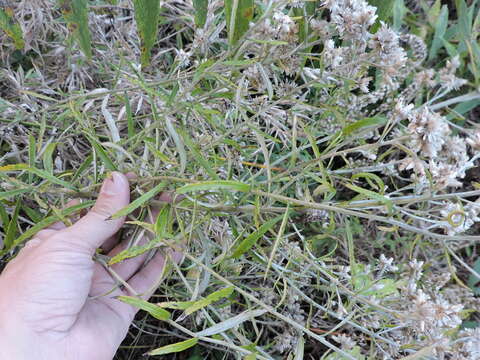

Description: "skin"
0 172 181 360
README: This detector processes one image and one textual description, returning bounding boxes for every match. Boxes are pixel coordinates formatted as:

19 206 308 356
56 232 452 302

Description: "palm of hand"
0 173 176 360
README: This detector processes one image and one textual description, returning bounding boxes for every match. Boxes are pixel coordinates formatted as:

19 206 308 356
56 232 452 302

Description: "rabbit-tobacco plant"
1 0 480 358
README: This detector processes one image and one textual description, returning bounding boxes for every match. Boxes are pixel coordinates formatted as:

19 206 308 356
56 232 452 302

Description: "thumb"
64 172 130 253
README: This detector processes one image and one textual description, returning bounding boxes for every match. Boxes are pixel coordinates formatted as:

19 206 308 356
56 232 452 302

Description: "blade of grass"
184 286 234 315
231 215 283 259
117 296 171 320
133 0 161 66
148 338 199 356
176 180 250 194
59 0 92 58
225 0 253 46
193 0 208 28
110 182 167 219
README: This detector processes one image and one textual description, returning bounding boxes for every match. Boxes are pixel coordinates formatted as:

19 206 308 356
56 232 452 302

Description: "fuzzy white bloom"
323 39 344 67
408 291 463 332
323 0 378 41
407 107 450 158
369 23 407 69
439 56 468 91
332 334 356 350
272 11 298 42
175 49 191 68
379 254 398 272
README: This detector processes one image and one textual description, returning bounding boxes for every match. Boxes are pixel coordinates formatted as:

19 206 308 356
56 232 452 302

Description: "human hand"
0 172 180 360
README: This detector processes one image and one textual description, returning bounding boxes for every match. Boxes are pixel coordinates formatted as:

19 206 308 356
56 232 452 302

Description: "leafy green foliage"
148 338 199 356
133 0 162 66
117 296 171 320
0 6 25 49
193 0 208 28
225 0 254 46
59 0 92 59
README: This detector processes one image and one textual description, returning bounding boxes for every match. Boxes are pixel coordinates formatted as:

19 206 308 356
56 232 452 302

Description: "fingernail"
100 172 127 196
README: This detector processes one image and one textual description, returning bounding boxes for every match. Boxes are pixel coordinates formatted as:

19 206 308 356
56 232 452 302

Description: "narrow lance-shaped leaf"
43 142 58 174
231 215 283 259
429 5 448 61
117 296 171 320
0 164 77 190
225 0 254 46
195 309 268 336
133 0 161 67
110 182 167 219
148 338 199 356
185 287 234 315
193 0 208 28
108 236 163 265
4 199 21 251
177 180 250 194
0 6 25 49
59 0 92 59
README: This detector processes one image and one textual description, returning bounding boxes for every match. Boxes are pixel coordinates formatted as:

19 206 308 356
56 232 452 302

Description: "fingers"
103 207 159 284
64 172 130 253
106 232 152 283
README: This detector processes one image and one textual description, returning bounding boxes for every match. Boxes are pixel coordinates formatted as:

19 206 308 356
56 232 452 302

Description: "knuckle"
91 203 116 220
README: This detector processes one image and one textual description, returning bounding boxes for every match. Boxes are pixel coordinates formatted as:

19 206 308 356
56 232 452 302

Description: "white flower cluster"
323 0 377 41
401 107 475 190
406 290 463 332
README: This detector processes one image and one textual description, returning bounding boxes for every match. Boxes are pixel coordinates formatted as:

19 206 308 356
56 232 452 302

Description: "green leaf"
110 182 167 219
185 287 234 315
345 183 393 213
392 0 406 31
133 0 161 66
155 204 171 236
0 6 25 49
59 0 92 59
231 215 283 259
0 188 31 200
195 309 267 336
0 164 77 191
108 236 163 265
429 5 449 61
351 172 386 194
180 129 218 179
368 0 394 31
467 258 480 295
225 0 254 46
455 0 472 53
4 199 20 250
43 142 58 174
193 0 208 28
28 134 36 183
165 117 187 175
148 338 198 356
341 116 387 136
293 0 317 45
157 301 195 310
85 135 117 171
176 180 250 194
117 296 171 320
